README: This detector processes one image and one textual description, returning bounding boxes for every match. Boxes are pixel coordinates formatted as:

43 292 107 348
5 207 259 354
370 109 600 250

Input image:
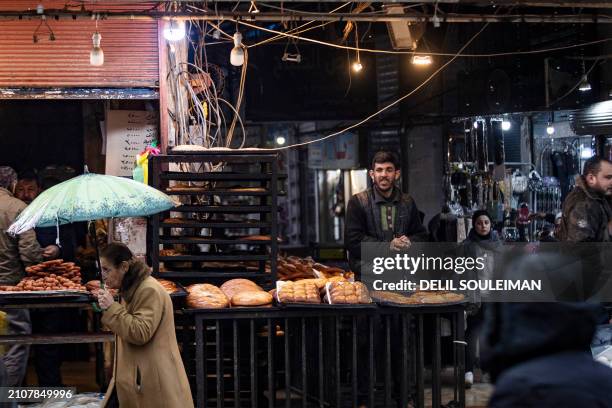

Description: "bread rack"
147 150 282 286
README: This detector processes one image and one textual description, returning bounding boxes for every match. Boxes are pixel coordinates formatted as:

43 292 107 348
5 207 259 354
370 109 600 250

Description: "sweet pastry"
325 281 372 304
276 281 321 304
186 284 229 309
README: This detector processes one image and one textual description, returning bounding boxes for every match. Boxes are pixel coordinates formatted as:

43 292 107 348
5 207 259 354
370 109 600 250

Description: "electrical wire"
237 19 612 58
260 16 495 151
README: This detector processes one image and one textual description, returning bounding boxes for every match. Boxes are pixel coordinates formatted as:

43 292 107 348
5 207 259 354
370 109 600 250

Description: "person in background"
345 150 427 279
462 210 503 388
14 171 63 260
0 166 42 387
95 243 193 408
558 156 612 242
14 170 78 387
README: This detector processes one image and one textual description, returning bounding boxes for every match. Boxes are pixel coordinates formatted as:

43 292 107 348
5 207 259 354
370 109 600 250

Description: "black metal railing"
179 305 465 408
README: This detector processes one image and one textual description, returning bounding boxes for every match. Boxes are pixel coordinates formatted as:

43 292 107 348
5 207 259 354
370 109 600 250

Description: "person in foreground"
483 302 612 408
95 243 193 408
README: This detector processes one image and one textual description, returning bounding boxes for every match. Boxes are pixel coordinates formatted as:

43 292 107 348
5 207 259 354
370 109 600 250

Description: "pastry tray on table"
182 305 277 314
374 299 468 308
275 300 377 309
0 290 91 304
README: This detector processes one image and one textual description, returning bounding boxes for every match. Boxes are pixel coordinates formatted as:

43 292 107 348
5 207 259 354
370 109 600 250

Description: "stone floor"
27 361 494 407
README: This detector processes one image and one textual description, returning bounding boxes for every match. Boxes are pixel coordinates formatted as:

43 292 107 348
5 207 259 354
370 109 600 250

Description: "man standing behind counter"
345 151 427 279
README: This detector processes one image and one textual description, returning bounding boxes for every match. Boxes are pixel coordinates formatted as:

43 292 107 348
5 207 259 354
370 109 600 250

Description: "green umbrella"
8 169 177 304
9 169 177 236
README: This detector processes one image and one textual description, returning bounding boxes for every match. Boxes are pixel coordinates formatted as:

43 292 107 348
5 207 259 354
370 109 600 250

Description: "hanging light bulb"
578 75 591 92
546 124 555 135
473 121 479 129
352 61 363 72
230 32 245 66
412 55 433 66
90 31 104 66
163 19 186 42
501 120 511 131
275 136 286 145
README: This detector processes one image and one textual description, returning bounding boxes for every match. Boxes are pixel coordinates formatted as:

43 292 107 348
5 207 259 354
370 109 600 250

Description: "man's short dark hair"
582 156 612 177
371 151 400 170
18 169 40 186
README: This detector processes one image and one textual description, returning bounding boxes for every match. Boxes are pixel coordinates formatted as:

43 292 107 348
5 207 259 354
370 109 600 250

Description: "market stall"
145 150 468 408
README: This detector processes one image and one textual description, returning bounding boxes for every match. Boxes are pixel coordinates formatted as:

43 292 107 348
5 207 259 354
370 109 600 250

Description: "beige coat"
0 188 42 284
101 272 193 408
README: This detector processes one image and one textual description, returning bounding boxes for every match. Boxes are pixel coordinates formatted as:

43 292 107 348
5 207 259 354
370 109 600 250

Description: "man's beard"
375 178 393 191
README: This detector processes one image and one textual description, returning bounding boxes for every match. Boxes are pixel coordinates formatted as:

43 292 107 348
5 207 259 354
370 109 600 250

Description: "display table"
181 303 466 408
0 297 113 390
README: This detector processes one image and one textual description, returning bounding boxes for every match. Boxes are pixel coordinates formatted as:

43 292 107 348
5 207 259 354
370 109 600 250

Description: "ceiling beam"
0 10 610 23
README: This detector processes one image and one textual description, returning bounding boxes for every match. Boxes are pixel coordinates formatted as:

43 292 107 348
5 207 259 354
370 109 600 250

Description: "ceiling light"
546 124 555 135
352 61 363 73
230 32 245 66
501 120 511 131
580 145 593 159
578 75 591 92
411 55 432 66
163 19 186 42
276 136 286 145
90 32 104 66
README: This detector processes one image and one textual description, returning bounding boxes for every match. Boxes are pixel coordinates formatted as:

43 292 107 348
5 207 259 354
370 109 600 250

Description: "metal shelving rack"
147 151 281 285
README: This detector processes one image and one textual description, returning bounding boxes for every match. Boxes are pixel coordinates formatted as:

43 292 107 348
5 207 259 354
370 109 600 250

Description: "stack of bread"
276 256 354 281
0 260 85 292
220 279 273 307
185 279 273 309
186 284 229 309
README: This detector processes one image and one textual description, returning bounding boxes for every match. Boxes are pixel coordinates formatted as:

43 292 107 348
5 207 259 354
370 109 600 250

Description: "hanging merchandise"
133 142 161 184
512 169 529 194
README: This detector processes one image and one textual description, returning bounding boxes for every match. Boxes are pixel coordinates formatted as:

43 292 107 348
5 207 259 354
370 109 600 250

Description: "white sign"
105 110 158 177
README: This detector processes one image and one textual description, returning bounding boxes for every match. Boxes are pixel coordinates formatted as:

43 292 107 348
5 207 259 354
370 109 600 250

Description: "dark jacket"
461 229 503 306
345 187 427 276
484 302 612 408
558 175 612 242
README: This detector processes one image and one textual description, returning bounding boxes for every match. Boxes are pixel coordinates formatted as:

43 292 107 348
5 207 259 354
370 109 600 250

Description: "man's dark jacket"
558 175 612 242
344 187 427 277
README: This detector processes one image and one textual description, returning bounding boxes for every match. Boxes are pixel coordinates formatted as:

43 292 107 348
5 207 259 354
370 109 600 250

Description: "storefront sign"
105 110 158 177
308 131 358 169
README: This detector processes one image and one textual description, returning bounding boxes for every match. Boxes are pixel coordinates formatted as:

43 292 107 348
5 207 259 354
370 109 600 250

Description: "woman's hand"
96 289 115 310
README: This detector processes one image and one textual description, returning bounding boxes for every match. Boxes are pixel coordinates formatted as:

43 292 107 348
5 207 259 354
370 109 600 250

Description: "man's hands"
42 245 60 259
390 235 411 251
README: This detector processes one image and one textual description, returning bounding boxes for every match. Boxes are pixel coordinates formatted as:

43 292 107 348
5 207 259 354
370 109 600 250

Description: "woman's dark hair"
100 242 142 294
472 209 491 225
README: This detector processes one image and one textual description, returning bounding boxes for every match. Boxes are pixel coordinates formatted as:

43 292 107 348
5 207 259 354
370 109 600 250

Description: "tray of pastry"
0 290 91 303
371 290 467 307
274 280 376 309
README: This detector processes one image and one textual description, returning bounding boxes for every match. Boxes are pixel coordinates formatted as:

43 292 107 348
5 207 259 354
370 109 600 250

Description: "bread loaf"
231 291 273 307
186 284 229 309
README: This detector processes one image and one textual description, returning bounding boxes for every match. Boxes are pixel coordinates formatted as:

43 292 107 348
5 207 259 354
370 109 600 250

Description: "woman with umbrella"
96 242 193 408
